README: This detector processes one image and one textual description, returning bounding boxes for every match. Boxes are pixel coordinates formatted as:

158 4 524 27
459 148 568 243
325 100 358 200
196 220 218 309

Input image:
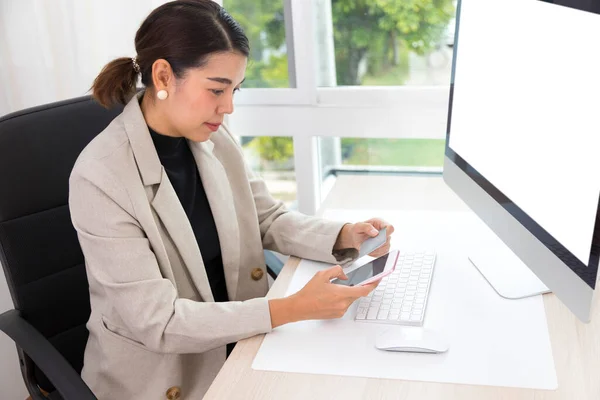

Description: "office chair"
0 96 122 399
0 95 284 399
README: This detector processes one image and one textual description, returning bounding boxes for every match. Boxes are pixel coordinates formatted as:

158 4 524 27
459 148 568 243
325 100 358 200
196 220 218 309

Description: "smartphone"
332 249 399 287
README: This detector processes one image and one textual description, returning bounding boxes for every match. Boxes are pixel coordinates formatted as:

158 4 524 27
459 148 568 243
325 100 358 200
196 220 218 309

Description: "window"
317 137 445 203
223 0 458 215
223 0 291 88
315 0 455 87
238 136 297 209
337 138 445 168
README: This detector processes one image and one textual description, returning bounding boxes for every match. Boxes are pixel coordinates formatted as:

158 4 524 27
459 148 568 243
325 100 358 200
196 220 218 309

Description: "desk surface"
204 175 600 400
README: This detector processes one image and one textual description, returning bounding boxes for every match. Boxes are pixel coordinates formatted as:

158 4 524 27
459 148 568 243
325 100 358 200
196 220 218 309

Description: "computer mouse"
375 327 450 353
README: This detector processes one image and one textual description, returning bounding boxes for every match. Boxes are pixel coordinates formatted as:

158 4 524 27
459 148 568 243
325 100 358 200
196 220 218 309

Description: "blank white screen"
449 0 600 265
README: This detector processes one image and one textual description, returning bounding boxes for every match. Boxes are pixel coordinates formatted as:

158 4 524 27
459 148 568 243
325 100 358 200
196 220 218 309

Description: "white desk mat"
252 209 557 390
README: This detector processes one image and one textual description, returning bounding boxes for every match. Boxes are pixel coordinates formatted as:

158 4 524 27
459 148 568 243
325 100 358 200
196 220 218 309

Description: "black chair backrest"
0 96 123 391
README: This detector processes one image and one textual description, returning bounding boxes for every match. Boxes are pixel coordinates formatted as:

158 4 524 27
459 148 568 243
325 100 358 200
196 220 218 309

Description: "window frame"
219 0 453 215
220 0 317 105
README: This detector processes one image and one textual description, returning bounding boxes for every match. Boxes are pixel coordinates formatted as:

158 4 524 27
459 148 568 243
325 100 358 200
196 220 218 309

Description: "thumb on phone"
321 265 348 281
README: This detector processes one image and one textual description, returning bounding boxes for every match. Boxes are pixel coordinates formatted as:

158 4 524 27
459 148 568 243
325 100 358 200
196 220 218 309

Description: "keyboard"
355 251 436 326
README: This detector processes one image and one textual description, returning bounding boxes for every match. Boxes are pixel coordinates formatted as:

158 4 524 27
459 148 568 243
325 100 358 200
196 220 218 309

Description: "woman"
69 1 394 399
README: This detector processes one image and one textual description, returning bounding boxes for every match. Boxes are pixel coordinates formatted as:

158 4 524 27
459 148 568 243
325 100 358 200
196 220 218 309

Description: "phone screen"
332 252 391 287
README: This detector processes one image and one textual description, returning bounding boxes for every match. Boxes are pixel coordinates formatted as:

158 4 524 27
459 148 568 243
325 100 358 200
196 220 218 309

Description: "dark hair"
91 0 249 108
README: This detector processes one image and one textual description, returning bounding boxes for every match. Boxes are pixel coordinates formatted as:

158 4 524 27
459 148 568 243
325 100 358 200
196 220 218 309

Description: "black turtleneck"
148 127 229 303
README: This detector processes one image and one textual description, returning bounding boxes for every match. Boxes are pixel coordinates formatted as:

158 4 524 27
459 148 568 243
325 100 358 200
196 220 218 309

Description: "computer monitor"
443 0 600 322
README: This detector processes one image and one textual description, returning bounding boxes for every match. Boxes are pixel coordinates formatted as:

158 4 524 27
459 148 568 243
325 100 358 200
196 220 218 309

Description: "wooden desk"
205 175 600 400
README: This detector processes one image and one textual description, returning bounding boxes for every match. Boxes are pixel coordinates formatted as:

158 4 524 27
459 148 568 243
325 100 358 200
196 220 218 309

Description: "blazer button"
251 267 264 281
166 386 181 400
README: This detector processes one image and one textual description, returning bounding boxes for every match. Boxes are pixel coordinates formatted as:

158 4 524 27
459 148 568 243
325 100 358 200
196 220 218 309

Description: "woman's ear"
151 59 173 90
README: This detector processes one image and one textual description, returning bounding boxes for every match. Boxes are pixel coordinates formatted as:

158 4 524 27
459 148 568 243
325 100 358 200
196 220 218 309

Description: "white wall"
0 0 169 116
0 262 27 399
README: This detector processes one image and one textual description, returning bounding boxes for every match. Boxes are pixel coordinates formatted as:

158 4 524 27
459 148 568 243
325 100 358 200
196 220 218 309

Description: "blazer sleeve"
69 160 272 355
221 126 357 264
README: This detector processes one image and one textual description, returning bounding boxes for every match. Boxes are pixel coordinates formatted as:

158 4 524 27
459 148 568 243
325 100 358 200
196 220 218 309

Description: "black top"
149 127 229 303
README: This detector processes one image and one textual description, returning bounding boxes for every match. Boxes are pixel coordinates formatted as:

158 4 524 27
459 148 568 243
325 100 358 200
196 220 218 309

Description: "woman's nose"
219 95 234 115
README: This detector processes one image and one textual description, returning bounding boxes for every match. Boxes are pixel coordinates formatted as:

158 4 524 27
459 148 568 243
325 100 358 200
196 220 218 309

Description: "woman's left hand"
334 218 395 258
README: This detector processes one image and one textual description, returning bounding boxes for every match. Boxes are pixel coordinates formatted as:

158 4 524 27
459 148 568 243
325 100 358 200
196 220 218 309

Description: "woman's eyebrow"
207 77 246 85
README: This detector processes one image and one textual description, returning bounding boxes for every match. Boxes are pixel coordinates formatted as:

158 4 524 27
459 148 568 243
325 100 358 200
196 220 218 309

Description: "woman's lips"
205 123 221 132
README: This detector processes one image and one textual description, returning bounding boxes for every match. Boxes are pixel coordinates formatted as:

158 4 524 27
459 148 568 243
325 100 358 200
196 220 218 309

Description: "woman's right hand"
269 265 380 328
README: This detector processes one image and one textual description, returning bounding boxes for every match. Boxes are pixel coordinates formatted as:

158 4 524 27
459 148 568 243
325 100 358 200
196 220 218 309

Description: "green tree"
250 136 294 164
332 0 455 85
225 0 287 88
226 0 455 87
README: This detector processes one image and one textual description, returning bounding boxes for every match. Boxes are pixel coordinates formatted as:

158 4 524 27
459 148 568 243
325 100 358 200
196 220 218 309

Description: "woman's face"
152 51 247 142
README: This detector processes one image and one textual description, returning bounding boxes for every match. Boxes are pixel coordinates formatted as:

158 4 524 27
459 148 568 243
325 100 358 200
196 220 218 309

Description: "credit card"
358 226 387 258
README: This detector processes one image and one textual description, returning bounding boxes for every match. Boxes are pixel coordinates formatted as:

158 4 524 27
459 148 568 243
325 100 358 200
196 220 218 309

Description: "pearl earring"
157 89 168 100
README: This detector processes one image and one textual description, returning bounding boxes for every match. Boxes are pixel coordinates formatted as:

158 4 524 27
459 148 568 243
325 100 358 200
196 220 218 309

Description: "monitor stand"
468 243 550 299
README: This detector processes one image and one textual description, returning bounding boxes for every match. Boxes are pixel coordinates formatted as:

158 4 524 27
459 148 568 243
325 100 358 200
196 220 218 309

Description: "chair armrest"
0 309 96 400
264 250 285 279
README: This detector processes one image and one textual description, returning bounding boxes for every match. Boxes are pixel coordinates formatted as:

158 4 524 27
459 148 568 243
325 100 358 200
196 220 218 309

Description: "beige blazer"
68 94 352 400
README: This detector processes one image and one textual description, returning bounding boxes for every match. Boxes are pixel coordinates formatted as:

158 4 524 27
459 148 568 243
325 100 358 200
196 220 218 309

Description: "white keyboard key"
367 307 379 320
356 308 368 320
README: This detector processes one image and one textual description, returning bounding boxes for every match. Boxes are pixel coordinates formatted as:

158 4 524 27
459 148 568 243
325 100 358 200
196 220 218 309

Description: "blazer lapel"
189 139 241 300
121 94 215 302
150 173 214 302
